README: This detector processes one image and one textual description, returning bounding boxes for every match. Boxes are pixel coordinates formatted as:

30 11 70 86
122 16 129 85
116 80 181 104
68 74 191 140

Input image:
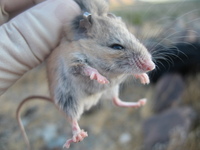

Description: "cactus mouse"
17 0 155 149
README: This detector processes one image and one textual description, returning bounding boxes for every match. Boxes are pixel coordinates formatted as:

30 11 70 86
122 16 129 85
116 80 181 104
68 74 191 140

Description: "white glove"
0 0 81 95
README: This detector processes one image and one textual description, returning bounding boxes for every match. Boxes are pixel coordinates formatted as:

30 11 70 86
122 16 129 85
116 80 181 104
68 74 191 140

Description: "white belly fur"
83 92 103 111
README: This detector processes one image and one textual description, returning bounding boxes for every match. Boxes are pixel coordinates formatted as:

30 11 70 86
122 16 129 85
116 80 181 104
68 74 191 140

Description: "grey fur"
55 59 79 119
47 0 154 121
74 0 109 15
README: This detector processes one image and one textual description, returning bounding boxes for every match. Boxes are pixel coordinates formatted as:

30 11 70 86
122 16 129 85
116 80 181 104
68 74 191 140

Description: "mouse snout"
138 59 155 72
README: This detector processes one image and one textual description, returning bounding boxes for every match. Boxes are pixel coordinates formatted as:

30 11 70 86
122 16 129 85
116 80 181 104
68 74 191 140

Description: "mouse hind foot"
113 97 147 108
63 130 88 149
63 120 88 149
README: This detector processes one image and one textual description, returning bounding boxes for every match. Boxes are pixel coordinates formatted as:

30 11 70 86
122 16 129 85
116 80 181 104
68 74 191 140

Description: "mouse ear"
107 13 122 20
107 13 116 18
79 12 92 29
64 12 93 41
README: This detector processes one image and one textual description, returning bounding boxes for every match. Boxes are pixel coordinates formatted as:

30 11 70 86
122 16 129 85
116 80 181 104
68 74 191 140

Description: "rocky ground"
1 1 200 150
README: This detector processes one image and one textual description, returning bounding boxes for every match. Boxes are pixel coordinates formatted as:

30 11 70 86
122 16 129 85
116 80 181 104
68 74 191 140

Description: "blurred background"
0 0 200 150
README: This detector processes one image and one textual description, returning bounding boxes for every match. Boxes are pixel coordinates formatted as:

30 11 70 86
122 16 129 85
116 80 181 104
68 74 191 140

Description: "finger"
1 0 47 13
0 2 9 25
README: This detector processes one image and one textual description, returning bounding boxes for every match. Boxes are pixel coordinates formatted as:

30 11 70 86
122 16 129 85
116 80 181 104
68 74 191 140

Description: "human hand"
0 0 81 95
0 0 48 25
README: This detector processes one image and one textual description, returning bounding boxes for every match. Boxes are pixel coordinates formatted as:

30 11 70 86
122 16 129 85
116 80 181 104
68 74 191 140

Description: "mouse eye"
109 44 124 50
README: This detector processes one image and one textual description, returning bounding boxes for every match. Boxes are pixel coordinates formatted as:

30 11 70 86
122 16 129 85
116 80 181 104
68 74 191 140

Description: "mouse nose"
140 60 155 71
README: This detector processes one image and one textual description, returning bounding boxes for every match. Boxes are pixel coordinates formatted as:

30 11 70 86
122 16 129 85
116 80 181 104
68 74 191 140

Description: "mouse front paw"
133 98 147 108
134 73 150 84
84 66 109 84
138 98 147 106
63 130 88 149
90 70 109 84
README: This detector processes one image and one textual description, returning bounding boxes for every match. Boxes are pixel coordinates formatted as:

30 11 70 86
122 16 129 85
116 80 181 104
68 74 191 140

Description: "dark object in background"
153 73 185 113
142 107 196 150
149 43 200 83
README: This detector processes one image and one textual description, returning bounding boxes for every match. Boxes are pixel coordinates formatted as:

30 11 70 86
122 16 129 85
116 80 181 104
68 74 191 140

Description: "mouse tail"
16 96 53 150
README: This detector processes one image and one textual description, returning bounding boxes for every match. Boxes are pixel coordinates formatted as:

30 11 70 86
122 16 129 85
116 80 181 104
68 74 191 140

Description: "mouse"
16 0 155 149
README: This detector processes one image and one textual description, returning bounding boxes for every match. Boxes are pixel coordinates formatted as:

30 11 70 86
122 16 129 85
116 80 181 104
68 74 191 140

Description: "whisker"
140 1 185 43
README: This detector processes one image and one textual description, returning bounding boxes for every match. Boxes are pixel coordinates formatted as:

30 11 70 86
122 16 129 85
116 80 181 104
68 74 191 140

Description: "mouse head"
65 12 155 75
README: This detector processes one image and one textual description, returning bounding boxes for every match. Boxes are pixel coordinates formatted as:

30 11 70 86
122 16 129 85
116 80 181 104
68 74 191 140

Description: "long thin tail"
16 96 53 150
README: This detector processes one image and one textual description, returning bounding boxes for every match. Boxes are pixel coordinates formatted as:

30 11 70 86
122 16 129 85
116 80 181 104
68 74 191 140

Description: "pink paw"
134 73 150 84
134 99 147 108
90 71 109 84
63 130 88 149
138 98 147 106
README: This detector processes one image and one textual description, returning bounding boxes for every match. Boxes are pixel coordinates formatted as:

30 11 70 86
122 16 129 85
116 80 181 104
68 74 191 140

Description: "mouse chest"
80 75 125 96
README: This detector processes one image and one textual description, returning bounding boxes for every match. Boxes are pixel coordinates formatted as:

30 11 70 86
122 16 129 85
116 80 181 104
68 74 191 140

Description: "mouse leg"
63 120 88 149
54 61 88 149
111 85 147 108
113 97 147 108
83 66 109 84
134 73 150 84
71 59 109 84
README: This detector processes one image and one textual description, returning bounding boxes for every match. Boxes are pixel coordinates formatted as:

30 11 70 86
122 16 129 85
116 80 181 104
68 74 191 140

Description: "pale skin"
63 66 149 148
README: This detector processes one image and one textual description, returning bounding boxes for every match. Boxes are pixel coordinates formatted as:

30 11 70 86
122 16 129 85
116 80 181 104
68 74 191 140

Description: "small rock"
142 107 196 150
36 124 66 149
153 73 185 113
119 132 132 144
40 124 57 143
